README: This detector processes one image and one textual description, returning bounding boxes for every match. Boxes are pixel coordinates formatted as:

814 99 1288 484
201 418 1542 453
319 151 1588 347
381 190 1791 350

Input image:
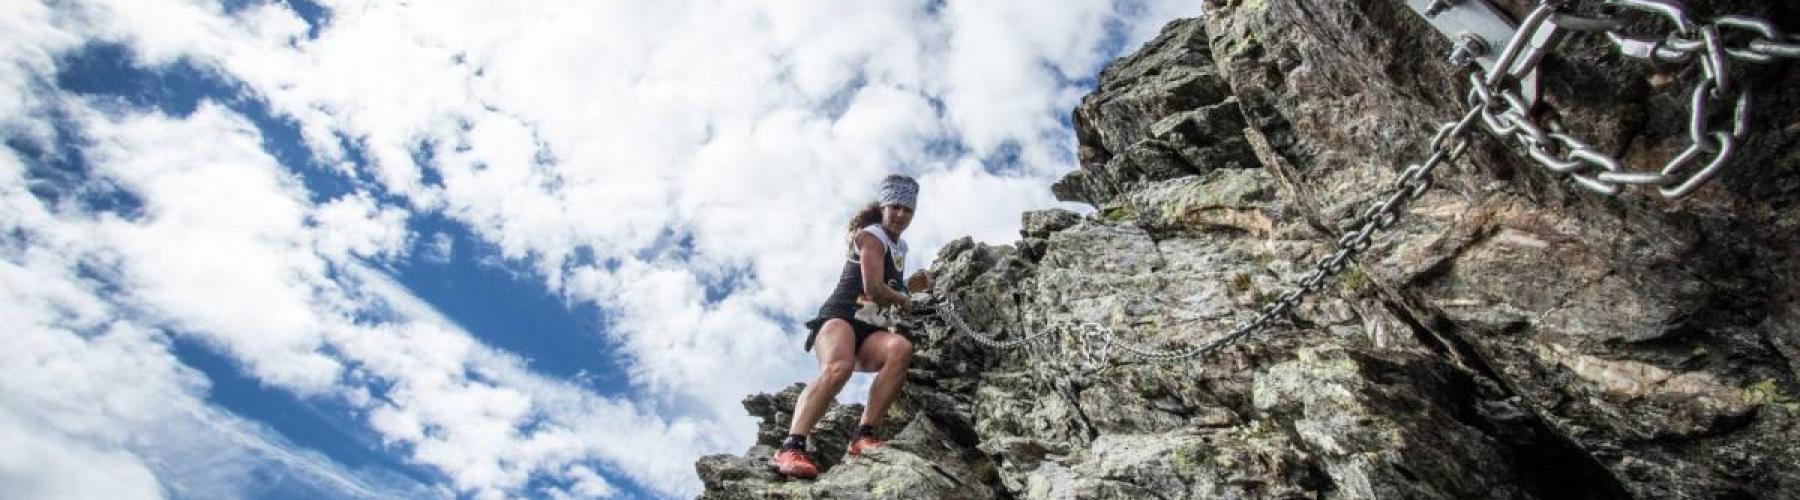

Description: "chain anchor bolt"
1425 0 1462 18
1448 33 1489 66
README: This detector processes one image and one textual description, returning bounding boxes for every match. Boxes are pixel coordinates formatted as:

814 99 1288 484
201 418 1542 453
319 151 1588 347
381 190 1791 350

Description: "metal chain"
928 105 1485 363
917 0 1793 364
1477 0 1791 198
1470 5 1632 195
1605 1 1800 64
935 301 1060 349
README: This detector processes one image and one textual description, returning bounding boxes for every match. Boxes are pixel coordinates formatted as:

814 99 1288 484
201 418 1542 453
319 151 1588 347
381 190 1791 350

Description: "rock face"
699 1 1800 498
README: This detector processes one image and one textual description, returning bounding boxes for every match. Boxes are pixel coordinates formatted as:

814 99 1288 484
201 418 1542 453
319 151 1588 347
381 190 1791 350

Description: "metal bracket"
1407 0 1552 103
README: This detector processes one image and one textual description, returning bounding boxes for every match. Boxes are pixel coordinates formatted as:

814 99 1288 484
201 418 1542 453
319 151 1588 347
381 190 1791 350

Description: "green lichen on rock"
1744 378 1794 406
1338 267 1370 295
1102 205 1138 222
1169 442 1203 475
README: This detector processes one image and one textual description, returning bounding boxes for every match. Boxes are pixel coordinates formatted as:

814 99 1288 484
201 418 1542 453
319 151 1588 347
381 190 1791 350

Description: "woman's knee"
889 335 913 362
820 358 855 383
870 333 911 367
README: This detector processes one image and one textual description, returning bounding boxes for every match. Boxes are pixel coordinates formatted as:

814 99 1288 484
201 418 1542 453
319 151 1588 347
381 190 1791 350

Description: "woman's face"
881 204 914 234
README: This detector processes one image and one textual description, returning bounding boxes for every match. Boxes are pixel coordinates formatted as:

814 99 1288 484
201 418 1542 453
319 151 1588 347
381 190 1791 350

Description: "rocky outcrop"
1054 20 1257 208
697 385 998 499
699 1 1800 498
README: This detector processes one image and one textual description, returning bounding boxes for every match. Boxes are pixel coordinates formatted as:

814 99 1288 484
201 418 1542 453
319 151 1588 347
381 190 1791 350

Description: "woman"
772 174 926 479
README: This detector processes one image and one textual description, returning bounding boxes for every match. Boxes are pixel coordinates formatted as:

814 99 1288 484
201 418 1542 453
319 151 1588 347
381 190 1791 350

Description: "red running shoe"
771 449 819 479
846 436 885 457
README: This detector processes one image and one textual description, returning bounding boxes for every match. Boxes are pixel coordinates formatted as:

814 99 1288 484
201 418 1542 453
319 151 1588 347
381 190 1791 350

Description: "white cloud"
2 0 1204 497
421 231 454 264
0 410 165 500
0 0 79 145
340 264 721 493
313 193 411 262
940 1 1110 163
2 144 430 499
1 95 714 496
80 103 345 393
50 0 237 67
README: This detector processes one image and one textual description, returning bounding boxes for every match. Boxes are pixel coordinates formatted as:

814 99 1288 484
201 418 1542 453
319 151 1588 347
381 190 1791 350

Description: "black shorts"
803 311 887 353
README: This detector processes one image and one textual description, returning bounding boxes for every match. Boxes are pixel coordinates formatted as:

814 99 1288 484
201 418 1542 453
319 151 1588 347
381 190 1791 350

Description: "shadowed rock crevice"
699 3 1800 498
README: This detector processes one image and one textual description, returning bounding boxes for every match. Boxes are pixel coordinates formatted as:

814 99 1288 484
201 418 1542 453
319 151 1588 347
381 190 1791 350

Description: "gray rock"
1053 139 1206 206
1055 18 1250 208
1076 18 1227 161
1202 0 1800 496
1020 209 1082 238
1253 348 1529 499
812 416 998 499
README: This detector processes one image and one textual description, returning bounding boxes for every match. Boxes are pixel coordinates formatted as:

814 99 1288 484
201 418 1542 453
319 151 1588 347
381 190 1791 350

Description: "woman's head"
849 175 919 235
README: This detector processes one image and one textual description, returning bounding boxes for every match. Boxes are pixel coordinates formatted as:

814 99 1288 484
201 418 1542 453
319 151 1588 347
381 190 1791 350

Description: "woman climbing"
772 174 928 479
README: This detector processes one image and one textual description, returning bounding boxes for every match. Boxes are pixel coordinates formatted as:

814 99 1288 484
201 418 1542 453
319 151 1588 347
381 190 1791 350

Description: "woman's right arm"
856 231 911 309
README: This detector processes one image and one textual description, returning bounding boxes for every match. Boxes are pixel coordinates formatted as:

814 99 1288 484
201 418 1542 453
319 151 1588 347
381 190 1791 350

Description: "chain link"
1484 0 1787 198
1600 0 1774 198
1606 1 1800 64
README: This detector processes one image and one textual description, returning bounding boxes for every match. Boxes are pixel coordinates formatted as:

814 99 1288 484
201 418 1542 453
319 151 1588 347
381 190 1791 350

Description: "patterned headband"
877 174 918 209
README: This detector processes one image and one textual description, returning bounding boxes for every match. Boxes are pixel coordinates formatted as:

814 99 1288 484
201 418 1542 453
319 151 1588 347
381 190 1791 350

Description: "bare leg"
856 330 913 426
789 321 857 436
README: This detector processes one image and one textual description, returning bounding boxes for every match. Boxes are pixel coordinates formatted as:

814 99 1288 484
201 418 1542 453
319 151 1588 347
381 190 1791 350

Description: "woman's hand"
906 270 932 293
888 280 914 311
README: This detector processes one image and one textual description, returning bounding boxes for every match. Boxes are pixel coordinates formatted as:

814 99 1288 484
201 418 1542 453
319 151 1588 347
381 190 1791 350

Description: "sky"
0 1 1203 498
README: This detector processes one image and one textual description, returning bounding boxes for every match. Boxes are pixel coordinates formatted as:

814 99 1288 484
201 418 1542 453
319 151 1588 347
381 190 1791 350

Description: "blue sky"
0 1 1201 498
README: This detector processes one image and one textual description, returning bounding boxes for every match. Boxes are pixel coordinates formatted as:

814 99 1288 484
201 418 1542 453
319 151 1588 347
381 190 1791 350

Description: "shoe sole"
768 463 818 480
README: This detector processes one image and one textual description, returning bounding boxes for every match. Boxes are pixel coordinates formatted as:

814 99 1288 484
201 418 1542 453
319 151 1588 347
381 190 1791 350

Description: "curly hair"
846 202 882 234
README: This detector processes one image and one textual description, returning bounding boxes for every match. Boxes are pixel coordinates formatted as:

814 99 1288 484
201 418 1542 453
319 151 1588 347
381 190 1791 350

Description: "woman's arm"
856 231 911 308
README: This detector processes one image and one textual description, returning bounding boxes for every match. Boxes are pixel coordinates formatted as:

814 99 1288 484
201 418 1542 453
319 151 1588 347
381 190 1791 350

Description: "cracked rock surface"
699 2 1800 498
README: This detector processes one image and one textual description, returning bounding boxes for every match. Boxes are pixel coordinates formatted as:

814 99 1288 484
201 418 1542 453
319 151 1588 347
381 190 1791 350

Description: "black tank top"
818 225 905 317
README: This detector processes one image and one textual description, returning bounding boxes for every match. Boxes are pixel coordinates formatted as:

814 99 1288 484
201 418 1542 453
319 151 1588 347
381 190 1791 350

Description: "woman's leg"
788 320 857 436
855 330 913 426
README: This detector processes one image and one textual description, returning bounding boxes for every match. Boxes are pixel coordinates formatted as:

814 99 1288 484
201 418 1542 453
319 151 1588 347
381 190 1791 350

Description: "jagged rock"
1052 139 1205 206
1117 168 1281 236
1253 348 1531 499
1054 18 1252 207
735 383 865 472
696 446 789 499
1201 0 1800 497
703 2 1800 498
697 397 998 499
1152 98 1256 172
1075 18 1227 160
812 416 997 499
1019 209 1081 238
